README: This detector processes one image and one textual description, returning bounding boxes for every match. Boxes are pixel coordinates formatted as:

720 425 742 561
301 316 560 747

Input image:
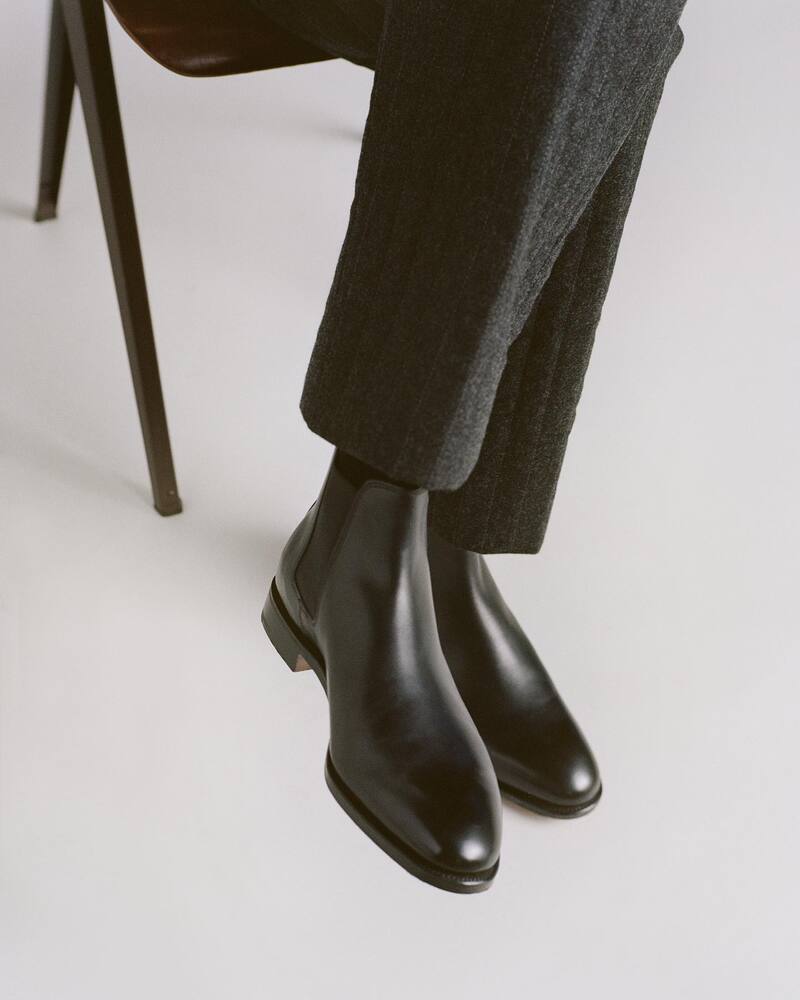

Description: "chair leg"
60 0 182 516
35 0 75 222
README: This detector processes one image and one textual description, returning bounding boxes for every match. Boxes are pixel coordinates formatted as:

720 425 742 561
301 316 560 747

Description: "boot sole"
261 578 498 894
498 780 603 818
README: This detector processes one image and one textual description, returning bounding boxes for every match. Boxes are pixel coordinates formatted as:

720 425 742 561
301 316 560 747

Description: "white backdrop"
1 3 798 998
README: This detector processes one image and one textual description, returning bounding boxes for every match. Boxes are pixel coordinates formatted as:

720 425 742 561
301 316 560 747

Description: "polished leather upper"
276 461 501 874
428 529 601 810
106 0 332 77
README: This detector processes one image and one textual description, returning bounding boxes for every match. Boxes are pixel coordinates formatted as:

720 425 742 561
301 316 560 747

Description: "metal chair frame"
34 0 329 514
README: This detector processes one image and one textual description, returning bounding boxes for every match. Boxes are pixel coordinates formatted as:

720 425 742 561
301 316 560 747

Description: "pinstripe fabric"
249 0 686 552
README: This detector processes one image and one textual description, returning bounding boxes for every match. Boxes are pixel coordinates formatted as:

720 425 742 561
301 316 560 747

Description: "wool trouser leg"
429 28 684 553
248 1 686 552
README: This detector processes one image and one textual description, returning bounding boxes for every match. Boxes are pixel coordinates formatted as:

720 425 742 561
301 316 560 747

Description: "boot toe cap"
493 721 602 815
407 773 502 875
429 818 501 874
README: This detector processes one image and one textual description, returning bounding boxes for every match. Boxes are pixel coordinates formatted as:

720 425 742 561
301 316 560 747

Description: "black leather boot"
428 528 602 818
261 457 502 892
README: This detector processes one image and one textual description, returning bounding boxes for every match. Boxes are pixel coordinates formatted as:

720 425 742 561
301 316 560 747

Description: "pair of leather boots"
262 454 601 893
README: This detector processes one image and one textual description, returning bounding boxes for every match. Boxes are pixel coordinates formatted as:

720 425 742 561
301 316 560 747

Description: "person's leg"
423 33 685 819
430 25 685 553
424 35 685 816
251 0 504 895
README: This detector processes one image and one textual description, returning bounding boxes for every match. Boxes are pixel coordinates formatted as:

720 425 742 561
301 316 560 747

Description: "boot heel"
261 578 322 677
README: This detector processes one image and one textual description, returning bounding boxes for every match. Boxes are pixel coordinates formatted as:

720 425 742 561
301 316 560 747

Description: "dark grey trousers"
251 0 686 552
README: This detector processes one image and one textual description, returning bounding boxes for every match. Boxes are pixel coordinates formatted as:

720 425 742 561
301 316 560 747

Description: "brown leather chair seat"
106 0 332 77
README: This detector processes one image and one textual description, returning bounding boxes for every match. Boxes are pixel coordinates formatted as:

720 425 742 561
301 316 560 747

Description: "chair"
34 0 332 514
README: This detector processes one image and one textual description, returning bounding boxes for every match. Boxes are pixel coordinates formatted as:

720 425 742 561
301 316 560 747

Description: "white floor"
1 4 798 998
